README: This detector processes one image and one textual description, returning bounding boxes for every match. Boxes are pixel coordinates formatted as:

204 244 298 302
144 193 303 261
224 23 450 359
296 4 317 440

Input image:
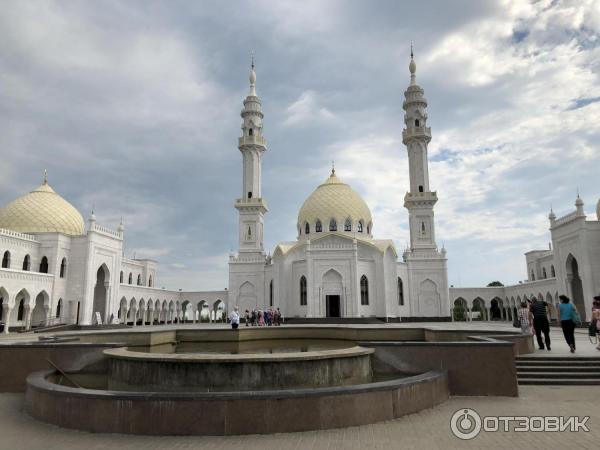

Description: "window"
128 272 133 284
39 256 49 273
59 258 67 278
530 270 535 281
249 128 253 136
17 299 24 321
120 271 124 283
315 220 322 233
360 275 369 305
300 276 307 305
247 192 252 199
329 218 337 231
305 222 310 234
542 267 547 279
148 275 153 287
137 274 142 286
22 254 30 271
415 119 420 127
1 251 10 269
551 265 555 277
344 218 352 232
269 280 273 307
398 277 404 305
419 185 424 192
56 299 62 318
358 220 363 233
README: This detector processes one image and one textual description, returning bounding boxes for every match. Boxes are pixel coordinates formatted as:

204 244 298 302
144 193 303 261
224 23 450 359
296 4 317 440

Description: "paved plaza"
0 385 597 450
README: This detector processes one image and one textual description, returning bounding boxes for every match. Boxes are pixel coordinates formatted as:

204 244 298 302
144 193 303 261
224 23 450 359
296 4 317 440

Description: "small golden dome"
0 178 85 236
298 170 373 235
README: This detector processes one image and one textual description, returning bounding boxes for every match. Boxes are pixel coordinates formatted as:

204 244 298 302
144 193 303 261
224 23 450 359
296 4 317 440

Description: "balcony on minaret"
234 197 268 213
238 135 267 148
402 125 431 143
403 191 437 208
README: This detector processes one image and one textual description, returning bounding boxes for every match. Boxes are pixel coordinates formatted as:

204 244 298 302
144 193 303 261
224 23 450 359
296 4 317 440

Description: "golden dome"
298 170 373 237
0 178 85 236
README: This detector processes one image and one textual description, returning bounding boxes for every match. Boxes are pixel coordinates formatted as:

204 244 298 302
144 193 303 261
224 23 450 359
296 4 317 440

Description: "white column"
131 307 137 326
2 304 10 334
24 306 32 331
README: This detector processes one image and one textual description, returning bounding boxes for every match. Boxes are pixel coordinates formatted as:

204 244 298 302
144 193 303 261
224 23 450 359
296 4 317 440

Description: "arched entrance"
566 254 585 317
92 265 110 324
322 269 343 317
31 291 49 327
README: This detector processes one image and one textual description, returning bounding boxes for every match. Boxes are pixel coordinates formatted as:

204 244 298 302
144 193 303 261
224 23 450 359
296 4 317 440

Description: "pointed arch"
360 275 369 305
329 218 337 231
300 276 307 306
92 264 110 323
357 220 364 233
344 217 352 232
128 272 133 284
397 277 404 305
1 251 10 269
22 254 31 271
315 219 322 233
120 271 124 283
39 256 49 273
304 222 310 235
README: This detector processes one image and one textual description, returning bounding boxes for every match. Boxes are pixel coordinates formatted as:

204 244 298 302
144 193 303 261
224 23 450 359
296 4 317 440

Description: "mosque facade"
1 55 598 332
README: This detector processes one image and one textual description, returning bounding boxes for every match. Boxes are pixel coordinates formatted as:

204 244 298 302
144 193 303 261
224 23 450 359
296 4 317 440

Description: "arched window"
398 277 404 305
530 270 535 281
542 267 547 279
358 220 364 233
305 222 310 235
17 299 25 321
59 258 67 278
415 119 420 127
1 251 10 269
56 299 62 318
269 280 273 307
419 185 424 192
329 218 337 231
22 254 31 271
120 271 124 283
137 274 142 286
39 256 48 273
315 220 322 233
551 265 555 277
300 276 307 306
249 128 253 136
128 272 133 284
344 218 352 232
148 275 153 287
360 275 369 305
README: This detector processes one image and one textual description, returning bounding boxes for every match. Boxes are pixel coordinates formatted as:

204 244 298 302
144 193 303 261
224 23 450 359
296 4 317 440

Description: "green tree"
487 281 504 287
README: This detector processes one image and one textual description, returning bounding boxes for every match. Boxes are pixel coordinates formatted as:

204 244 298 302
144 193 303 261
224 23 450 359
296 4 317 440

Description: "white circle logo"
450 408 482 440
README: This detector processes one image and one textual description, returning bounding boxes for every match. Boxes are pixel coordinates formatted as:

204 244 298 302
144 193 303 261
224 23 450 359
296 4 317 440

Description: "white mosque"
1 54 599 332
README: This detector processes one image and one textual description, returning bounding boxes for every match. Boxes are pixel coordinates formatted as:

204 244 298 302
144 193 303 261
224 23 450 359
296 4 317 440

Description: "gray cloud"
0 0 598 290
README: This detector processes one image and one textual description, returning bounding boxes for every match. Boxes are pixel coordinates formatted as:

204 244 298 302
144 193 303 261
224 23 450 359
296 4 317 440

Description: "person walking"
229 307 240 330
517 301 531 334
529 297 551 351
592 296 600 350
556 295 580 353
244 309 250 326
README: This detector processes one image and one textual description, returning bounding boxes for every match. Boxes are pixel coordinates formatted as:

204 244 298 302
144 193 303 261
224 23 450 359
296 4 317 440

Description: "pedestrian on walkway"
244 309 250 326
529 297 551 351
517 301 530 334
592 296 600 351
556 295 580 353
229 307 240 330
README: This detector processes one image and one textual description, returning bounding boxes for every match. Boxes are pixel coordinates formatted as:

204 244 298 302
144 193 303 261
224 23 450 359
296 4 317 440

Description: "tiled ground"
0 385 598 450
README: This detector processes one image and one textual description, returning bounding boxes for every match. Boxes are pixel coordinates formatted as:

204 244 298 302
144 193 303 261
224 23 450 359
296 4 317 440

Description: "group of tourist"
517 294 600 353
227 306 284 329
243 308 283 327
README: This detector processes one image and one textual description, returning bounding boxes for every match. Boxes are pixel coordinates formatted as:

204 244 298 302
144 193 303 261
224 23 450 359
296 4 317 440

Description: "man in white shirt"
229 307 240 330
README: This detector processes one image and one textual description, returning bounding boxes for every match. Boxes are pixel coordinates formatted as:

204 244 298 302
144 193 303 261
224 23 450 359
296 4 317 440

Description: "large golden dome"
298 170 373 237
0 177 85 236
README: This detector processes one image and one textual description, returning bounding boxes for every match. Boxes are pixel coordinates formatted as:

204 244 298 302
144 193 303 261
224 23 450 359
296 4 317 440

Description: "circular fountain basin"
104 343 374 392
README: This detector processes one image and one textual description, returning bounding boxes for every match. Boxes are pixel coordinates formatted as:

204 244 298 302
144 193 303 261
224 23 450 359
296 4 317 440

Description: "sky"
0 0 599 291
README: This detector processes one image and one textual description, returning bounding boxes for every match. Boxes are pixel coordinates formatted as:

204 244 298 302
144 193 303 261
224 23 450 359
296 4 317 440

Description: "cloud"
0 0 598 291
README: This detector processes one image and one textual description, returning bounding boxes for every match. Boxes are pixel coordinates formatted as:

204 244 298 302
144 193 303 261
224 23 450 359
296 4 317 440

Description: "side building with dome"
228 55 450 319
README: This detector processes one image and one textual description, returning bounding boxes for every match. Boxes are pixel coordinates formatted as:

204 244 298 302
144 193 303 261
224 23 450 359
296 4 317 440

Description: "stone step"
518 378 600 386
516 357 600 362
516 365 600 372
517 371 600 379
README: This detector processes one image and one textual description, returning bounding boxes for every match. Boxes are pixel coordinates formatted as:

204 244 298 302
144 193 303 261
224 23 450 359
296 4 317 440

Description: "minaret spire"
43 169 48 185
249 52 257 96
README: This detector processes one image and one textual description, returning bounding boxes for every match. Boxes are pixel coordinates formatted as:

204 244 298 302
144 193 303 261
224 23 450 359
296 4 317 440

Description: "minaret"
403 48 438 253
234 57 268 254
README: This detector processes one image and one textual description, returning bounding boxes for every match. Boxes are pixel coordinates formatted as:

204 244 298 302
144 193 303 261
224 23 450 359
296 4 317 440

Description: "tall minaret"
235 57 268 254
403 49 438 253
